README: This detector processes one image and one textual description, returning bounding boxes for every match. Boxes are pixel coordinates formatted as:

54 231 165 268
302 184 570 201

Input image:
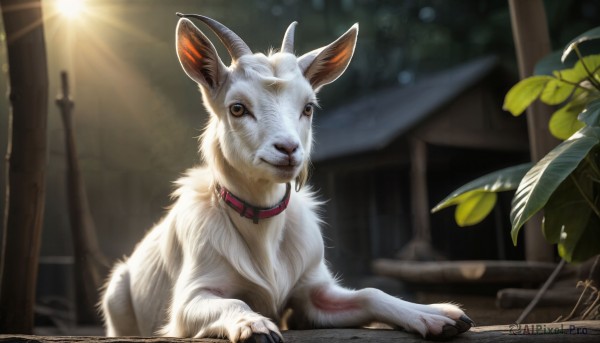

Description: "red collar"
215 183 291 224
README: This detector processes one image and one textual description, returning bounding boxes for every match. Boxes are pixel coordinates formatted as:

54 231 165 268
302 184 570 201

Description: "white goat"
101 14 473 342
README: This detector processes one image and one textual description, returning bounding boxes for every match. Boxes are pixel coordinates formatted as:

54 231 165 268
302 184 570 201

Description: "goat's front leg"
289 264 473 340
162 294 282 342
161 271 282 343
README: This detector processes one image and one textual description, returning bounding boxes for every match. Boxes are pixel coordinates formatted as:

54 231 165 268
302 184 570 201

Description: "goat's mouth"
261 159 300 176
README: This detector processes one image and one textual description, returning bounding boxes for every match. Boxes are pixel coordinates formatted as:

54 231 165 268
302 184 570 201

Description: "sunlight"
56 0 85 19
45 0 182 148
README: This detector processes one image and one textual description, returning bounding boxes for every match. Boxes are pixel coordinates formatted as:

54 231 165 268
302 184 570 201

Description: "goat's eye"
303 104 314 117
229 103 246 117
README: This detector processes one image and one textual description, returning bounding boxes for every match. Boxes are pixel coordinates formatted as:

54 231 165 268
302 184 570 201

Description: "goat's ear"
298 23 358 91
176 18 227 91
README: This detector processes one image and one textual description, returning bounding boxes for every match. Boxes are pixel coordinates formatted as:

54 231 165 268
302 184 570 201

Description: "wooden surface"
1 321 599 342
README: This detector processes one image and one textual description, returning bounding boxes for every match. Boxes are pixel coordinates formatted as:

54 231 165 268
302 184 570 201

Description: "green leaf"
503 76 553 116
555 66 589 84
579 54 600 76
543 148 600 263
560 214 600 263
540 79 575 105
574 55 600 83
579 98 600 127
549 103 586 140
455 192 497 227
535 51 571 76
541 52 600 83
578 123 600 140
542 175 591 245
432 163 532 213
510 127 600 244
562 26 600 63
554 55 600 85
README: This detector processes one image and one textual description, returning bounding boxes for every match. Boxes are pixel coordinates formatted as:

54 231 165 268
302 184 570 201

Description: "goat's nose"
274 141 299 155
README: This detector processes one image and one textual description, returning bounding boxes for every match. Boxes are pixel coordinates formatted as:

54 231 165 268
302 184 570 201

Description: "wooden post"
508 0 556 262
56 71 109 324
410 138 431 243
0 0 48 333
368 174 380 260
396 138 443 260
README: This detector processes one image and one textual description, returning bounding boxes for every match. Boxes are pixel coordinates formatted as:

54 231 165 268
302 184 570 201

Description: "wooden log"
373 259 569 284
497 288 582 309
1 321 599 342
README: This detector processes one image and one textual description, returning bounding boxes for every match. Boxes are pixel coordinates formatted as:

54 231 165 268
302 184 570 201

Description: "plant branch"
588 255 600 280
585 154 600 180
582 290 600 319
579 256 600 320
556 77 593 91
571 174 600 220
558 279 593 322
574 45 600 90
517 259 565 324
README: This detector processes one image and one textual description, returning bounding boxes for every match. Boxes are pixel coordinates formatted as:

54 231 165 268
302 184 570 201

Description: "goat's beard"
295 161 310 191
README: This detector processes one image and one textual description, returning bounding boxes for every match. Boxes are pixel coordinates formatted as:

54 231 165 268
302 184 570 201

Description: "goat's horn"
281 21 298 54
176 13 252 61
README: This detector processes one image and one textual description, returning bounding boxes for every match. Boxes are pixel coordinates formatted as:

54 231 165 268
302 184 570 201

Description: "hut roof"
313 56 500 162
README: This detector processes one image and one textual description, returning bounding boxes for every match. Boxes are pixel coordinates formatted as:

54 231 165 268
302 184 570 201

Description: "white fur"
101 18 469 342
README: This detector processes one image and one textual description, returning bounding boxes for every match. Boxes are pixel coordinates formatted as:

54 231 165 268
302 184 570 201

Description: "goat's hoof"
242 332 284 343
457 314 475 332
425 315 474 341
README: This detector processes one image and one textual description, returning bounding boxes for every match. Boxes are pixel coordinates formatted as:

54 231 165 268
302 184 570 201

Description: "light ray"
55 0 85 19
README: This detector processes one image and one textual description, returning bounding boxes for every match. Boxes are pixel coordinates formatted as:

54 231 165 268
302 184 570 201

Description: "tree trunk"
508 0 557 263
0 0 48 333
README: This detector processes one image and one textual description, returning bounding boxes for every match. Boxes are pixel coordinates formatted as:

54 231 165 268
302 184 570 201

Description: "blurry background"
0 0 598 326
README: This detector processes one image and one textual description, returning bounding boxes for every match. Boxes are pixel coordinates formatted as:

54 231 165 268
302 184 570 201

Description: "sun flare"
56 0 85 19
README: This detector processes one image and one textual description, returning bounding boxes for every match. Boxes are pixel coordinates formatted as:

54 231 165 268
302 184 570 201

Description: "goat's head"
175 14 358 189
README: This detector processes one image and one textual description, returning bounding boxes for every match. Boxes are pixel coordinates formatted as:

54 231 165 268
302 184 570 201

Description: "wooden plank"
373 259 567 284
1 321 599 342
